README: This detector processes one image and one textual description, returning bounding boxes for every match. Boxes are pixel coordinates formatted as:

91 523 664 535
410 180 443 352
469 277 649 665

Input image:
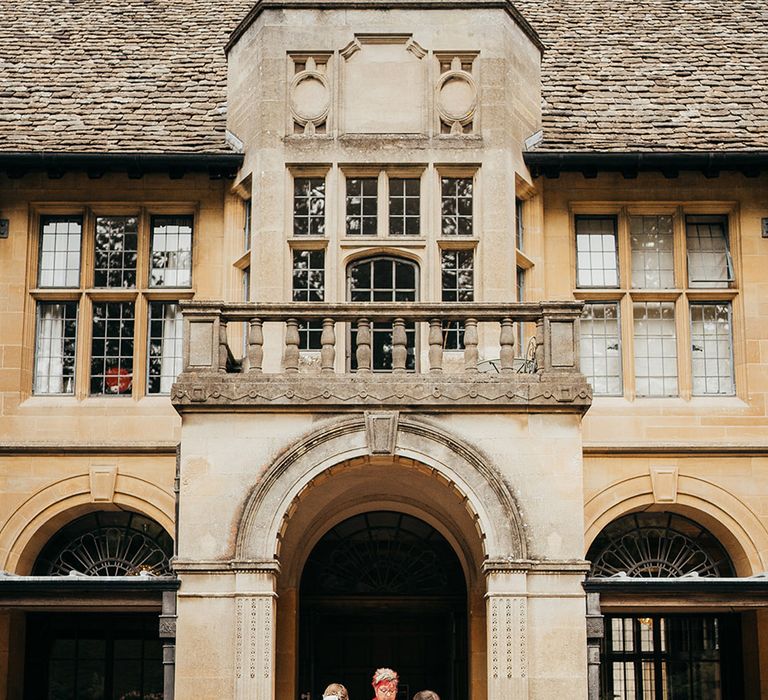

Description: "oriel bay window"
576 209 737 398
32 211 193 397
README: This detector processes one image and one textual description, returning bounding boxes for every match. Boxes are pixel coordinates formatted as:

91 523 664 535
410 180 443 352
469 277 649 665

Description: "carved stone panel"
341 35 426 134
364 411 399 454
289 55 331 135
487 595 528 699
235 594 275 700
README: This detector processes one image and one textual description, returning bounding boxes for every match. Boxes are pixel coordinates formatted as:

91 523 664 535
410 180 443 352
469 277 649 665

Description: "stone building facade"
1 1 768 699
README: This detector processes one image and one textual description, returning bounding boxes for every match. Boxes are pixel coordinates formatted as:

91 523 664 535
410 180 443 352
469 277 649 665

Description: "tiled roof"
1 0 767 155
517 0 768 152
0 0 251 155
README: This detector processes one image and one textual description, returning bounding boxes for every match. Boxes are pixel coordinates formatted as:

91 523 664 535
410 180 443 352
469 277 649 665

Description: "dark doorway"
24 612 163 700
299 511 468 700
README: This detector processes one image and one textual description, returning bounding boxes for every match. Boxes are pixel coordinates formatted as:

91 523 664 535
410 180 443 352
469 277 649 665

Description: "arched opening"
347 256 418 371
298 511 468 700
587 512 746 700
21 511 173 700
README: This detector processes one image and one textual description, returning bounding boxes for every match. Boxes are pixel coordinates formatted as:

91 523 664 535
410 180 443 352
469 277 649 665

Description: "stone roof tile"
2 0 767 154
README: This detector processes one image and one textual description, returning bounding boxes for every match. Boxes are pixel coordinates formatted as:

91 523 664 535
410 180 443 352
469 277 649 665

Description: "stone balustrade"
172 301 592 413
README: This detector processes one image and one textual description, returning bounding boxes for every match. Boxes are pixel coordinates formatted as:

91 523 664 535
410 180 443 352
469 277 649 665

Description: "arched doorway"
22 511 173 700
587 512 744 699
348 256 418 371
298 511 468 700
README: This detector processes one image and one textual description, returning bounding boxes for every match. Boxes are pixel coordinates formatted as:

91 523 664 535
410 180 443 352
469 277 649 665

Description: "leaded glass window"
690 302 734 396
576 216 618 287
348 257 417 371
630 215 674 289
346 177 378 236
293 249 325 350
38 216 82 288
147 302 183 394
94 215 138 288
389 178 420 235
149 215 192 287
633 301 678 397
441 177 473 236
294 177 325 236
580 302 622 396
34 302 78 395
686 215 733 288
90 301 134 395
441 249 473 349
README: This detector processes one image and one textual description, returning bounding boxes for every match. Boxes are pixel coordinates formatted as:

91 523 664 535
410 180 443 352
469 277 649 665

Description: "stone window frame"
572 203 741 401
27 204 196 400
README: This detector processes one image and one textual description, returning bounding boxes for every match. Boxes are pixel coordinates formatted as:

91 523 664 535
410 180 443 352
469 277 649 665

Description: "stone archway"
233 413 527 700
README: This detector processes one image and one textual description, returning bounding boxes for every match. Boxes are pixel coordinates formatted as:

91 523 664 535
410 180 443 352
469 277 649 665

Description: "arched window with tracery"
32 511 173 577
347 256 418 371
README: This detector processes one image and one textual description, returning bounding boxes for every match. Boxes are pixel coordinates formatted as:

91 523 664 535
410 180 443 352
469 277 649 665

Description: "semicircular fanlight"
301 511 465 597
587 512 734 578
33 511 173 577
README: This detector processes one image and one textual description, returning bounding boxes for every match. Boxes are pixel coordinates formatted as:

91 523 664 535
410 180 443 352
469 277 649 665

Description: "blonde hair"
372 667 399 686
323 683 349 700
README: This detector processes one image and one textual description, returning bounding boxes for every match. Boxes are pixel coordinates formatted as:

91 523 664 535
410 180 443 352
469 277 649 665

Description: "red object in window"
105 366 132 394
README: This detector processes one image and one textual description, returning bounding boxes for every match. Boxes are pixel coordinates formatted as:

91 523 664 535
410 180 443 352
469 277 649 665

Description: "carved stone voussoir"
172 373 592 413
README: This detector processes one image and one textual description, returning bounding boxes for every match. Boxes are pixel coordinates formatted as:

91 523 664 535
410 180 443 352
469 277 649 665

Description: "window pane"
150 215 193 287
686 215 732 288
441 250 474 349
294 177 325 236
243 198 252 250
690 303 735 395
292 249 325 350
38 216 82 287
346 178 377 236
441 177 473 236
634 301 678 396
34 302 78 395
580 303 622 395
94 215 138 288
576 216 618 287
630 215 674 289
516 198 525 250
90 302 134 395
389 178 420 236
147 302 183 394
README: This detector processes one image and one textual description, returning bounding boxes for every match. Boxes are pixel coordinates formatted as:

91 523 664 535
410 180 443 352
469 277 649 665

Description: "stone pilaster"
484 562 529 700
233 567 278 700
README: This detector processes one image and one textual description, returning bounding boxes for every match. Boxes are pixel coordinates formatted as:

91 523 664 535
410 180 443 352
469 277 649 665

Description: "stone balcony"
171 301 592 413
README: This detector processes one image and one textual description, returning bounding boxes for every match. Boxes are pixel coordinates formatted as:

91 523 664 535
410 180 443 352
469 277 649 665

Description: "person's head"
413 692 440 700
372 667 399 699
323 683 349 700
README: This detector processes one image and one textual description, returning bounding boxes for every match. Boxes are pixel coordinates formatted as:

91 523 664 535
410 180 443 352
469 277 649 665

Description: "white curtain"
35 304 65 394
159 303 182 393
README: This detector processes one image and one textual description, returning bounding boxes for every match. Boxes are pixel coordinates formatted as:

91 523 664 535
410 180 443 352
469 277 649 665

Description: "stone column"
159 590 178 700
234 565 278 700
585 591 604 700
484 562 529 700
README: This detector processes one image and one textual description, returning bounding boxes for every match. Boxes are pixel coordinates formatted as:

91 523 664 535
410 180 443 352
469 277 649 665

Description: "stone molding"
173 374 591 412
235 414 527 562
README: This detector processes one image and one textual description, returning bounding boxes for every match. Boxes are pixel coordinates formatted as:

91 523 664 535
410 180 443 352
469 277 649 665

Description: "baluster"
356 318 372 374
428 319 443 373
218 320 228 373
463 318 479 372
392 318 407 373
247 318 263 373
284 318 300 373
499 317 515 373
535 318 544 372
320 318 336 373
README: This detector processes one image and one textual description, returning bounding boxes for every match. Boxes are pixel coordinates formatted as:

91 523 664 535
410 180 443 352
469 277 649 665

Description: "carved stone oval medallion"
436 71 477 126
290 70 331 126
